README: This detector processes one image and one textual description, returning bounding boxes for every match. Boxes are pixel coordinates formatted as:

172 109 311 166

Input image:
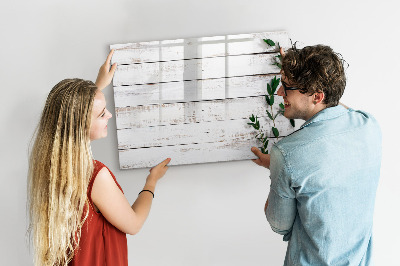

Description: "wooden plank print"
115 96 284 129
113 75 279 107
110 31 290 64
118 138 283 169
110 31 294 169
113 53 280 86
117 116 292 150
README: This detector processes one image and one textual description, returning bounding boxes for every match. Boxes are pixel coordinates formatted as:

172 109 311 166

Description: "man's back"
267 105 382 266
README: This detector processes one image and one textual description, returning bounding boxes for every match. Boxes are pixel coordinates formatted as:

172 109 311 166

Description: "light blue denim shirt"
266 105 382 266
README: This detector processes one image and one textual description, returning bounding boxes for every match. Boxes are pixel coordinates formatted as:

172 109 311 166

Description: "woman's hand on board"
95 49 117 90
146 158 171 186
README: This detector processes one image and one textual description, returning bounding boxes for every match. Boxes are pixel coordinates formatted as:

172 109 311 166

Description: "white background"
1 1 399 265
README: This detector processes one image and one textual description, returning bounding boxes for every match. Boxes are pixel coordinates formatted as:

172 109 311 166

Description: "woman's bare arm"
91 158 171 235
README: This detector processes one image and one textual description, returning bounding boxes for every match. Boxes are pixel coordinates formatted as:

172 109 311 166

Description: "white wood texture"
113 53 280 86
115 96 283 129
113 74 280 107
111 31 294 169
118 138 283 169
117 116 291 150
110 31 290 64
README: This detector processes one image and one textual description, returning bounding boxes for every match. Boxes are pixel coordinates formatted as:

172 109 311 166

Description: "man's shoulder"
274 108 381 157
339 108 381 139
348 108 380 127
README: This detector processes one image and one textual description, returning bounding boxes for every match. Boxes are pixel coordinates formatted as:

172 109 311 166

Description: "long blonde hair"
28 79 98 265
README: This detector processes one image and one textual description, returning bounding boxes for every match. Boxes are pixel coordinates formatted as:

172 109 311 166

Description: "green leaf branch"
247 39 295 154
264 38 283 69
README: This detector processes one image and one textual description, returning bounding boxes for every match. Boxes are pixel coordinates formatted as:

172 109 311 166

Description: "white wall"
1 0 399 265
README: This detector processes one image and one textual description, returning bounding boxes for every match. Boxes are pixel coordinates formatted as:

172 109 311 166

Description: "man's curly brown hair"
281 44 347 107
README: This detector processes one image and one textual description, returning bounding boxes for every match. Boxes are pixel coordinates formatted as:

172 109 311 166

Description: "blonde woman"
28 50 171 266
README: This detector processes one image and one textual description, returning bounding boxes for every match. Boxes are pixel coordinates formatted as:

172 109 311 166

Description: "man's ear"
279 47 286 58
313 92 325 105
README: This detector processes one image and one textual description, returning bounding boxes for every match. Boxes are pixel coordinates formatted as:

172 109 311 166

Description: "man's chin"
283 112 294 120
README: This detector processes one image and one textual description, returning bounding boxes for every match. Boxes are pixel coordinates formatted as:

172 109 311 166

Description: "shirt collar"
300 105 349 129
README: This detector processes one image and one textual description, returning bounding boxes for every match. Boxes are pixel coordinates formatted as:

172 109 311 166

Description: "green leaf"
275 77 280 87
265 95 271 105
275 55 282 60
290 119 295 127
261 147 265 154
274 113 279 120
265 150 269 154
247 123 254 126
263 139 269 148
251 116 259 129
263 39 275 46
267 84 272 95
270 95 275 105
249 114 255 122
279 103 285 109
271 77 280 94
266 110 273 120
272 127 279 137
273 76 278 86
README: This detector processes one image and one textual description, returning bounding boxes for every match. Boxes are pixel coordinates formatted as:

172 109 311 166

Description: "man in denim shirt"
251 45 382 265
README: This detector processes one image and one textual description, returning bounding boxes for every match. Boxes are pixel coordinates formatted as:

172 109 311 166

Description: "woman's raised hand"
95 49 117 90
147 158 171 185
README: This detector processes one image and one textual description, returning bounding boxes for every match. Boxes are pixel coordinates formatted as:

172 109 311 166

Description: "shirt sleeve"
266 145 297 241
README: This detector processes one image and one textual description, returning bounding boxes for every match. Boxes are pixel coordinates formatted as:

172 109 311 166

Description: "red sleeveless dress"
69 160 128 266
